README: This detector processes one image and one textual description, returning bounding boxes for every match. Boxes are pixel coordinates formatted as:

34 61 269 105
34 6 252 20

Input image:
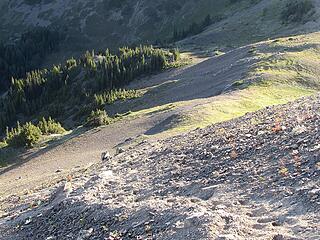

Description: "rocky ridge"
0 94 319 239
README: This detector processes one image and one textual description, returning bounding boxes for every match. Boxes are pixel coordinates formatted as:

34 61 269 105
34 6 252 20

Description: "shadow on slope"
107 45 256 116
0 127 87 176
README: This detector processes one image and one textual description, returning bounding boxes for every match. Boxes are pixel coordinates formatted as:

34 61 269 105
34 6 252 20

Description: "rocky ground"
0 94 319 240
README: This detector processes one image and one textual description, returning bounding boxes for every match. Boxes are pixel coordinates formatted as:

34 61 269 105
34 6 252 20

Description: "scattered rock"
101 151 112 161
116 147 125 154
2 94 320 240
291 125 307 135
77 228 93 240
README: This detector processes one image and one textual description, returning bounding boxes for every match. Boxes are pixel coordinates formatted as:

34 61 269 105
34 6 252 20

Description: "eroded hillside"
0 1 320 239
1 91 319 240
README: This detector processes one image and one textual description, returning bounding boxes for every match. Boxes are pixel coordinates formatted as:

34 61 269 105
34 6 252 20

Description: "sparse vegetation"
37 117 66 135
0 46 178 135
86 109 112 127
2 118 66 148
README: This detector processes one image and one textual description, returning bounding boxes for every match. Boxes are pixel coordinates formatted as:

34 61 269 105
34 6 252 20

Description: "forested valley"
0 27 62 92
0 43 179 144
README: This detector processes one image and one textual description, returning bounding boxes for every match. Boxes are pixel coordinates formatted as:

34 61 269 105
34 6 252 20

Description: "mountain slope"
180 0 320 50
1 1 320 238
1 31 320 199
1 93 319 240
0 0 236 53
1 0 319 59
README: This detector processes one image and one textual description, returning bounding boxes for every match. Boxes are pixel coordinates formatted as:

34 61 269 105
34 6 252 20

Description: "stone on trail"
101 151 112 161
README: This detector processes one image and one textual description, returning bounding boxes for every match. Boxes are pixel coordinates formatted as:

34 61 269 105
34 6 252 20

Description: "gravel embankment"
0 95 319 240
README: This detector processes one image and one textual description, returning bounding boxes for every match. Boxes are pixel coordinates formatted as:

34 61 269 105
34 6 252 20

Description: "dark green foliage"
94 89 141 108
0 27 62 92
0 46 175 134
37 117 66 135
172 15 222 41
171 48 180 61
281 0 314 23
86 109 112 127
3 117 66 148
5 122 41 148
229 0 244 4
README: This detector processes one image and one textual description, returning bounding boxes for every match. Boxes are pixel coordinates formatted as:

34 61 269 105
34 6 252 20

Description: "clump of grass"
166 53 192 68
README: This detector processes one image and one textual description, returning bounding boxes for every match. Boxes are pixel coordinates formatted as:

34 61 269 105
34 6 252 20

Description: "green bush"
86 110 112 127
281 0 314 23
3 117 66 148
171 48 180 61
5 122 42 148
94 89 141 107
38 117 66 135
0 45 174 134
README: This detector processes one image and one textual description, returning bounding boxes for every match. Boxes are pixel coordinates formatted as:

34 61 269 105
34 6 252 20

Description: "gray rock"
101 151 112 161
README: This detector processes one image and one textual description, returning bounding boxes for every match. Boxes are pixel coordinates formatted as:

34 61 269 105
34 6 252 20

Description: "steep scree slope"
0 94 319 239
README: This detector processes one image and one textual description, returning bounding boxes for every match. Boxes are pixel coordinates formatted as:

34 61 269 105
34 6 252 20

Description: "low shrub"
3 117 66 148
38 117 66 135
86 109 112 127
5 122 42 148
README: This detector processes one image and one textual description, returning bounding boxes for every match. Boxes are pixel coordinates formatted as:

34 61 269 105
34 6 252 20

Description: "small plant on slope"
5 122 42 148
86 110 112 127
37 117 66 135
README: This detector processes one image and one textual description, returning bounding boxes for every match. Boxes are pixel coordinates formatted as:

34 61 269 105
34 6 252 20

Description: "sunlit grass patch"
160 84 315 135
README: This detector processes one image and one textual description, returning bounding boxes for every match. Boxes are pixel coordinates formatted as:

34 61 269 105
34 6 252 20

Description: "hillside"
0 93 319 239
1 0 318 93
2 31 320 197
1 0 319 59
0 0 320 239
0 0 237 53
180 0 320 50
